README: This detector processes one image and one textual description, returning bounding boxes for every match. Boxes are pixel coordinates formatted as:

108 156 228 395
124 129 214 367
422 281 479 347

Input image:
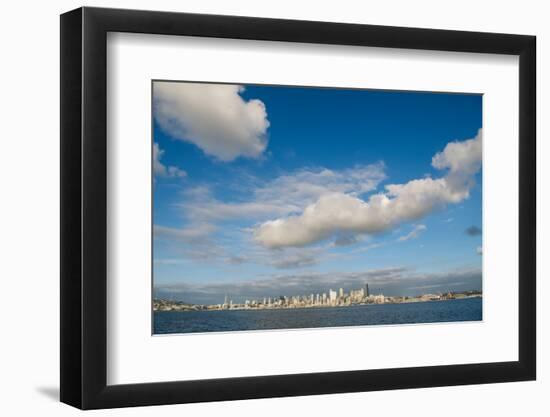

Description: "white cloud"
255 130 482 248
432 130 482 196
153 143 187 178
256 163 386 210
432 132 482 177
154 82 270 161
180 164 386 223
155 164 385 268
398 224 427 242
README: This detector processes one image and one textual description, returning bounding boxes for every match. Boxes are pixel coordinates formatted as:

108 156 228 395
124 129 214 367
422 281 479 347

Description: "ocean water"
153 297 482 335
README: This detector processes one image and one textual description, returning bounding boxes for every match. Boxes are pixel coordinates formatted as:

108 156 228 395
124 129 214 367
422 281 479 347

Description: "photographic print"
152 81 482 335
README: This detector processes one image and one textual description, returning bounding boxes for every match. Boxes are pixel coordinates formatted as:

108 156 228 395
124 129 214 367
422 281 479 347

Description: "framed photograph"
60 6 536 409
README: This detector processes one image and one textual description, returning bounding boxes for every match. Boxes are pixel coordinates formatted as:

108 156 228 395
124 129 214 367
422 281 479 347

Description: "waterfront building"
348 288 364 302
329 289 337 304
373 294 385 304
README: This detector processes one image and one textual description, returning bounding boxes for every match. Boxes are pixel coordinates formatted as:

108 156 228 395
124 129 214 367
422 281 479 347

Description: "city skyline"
154 280 482 314
153 266 482 305
153 81 482 306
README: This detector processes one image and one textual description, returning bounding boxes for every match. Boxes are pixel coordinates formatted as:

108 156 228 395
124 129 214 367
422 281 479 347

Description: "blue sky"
152 81 482 304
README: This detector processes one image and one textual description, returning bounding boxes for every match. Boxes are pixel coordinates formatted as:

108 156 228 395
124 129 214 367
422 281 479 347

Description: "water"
153 297 482 335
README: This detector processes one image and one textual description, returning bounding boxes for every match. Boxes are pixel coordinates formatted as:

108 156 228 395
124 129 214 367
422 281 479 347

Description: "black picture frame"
60 6 536 410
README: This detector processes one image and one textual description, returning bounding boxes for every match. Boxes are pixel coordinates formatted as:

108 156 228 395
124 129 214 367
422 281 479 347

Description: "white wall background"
0 0 545 415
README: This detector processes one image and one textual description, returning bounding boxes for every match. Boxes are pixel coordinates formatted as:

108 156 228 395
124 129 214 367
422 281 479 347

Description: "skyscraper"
365 283 370 297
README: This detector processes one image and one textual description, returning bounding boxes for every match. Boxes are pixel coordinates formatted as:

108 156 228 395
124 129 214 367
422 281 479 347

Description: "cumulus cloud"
256 163 386 208
153 82 270 161
153 143 187 178
432 132 482 180
156 164 386 268
398 224 427 242
255 130 482 248
465 225 482 236
179 164 385 224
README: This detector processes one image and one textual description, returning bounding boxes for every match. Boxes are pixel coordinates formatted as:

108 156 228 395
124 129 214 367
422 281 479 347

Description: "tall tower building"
365 283 370 297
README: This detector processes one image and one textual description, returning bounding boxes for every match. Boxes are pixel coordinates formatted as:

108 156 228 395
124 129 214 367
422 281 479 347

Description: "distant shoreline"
154 293 482 313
